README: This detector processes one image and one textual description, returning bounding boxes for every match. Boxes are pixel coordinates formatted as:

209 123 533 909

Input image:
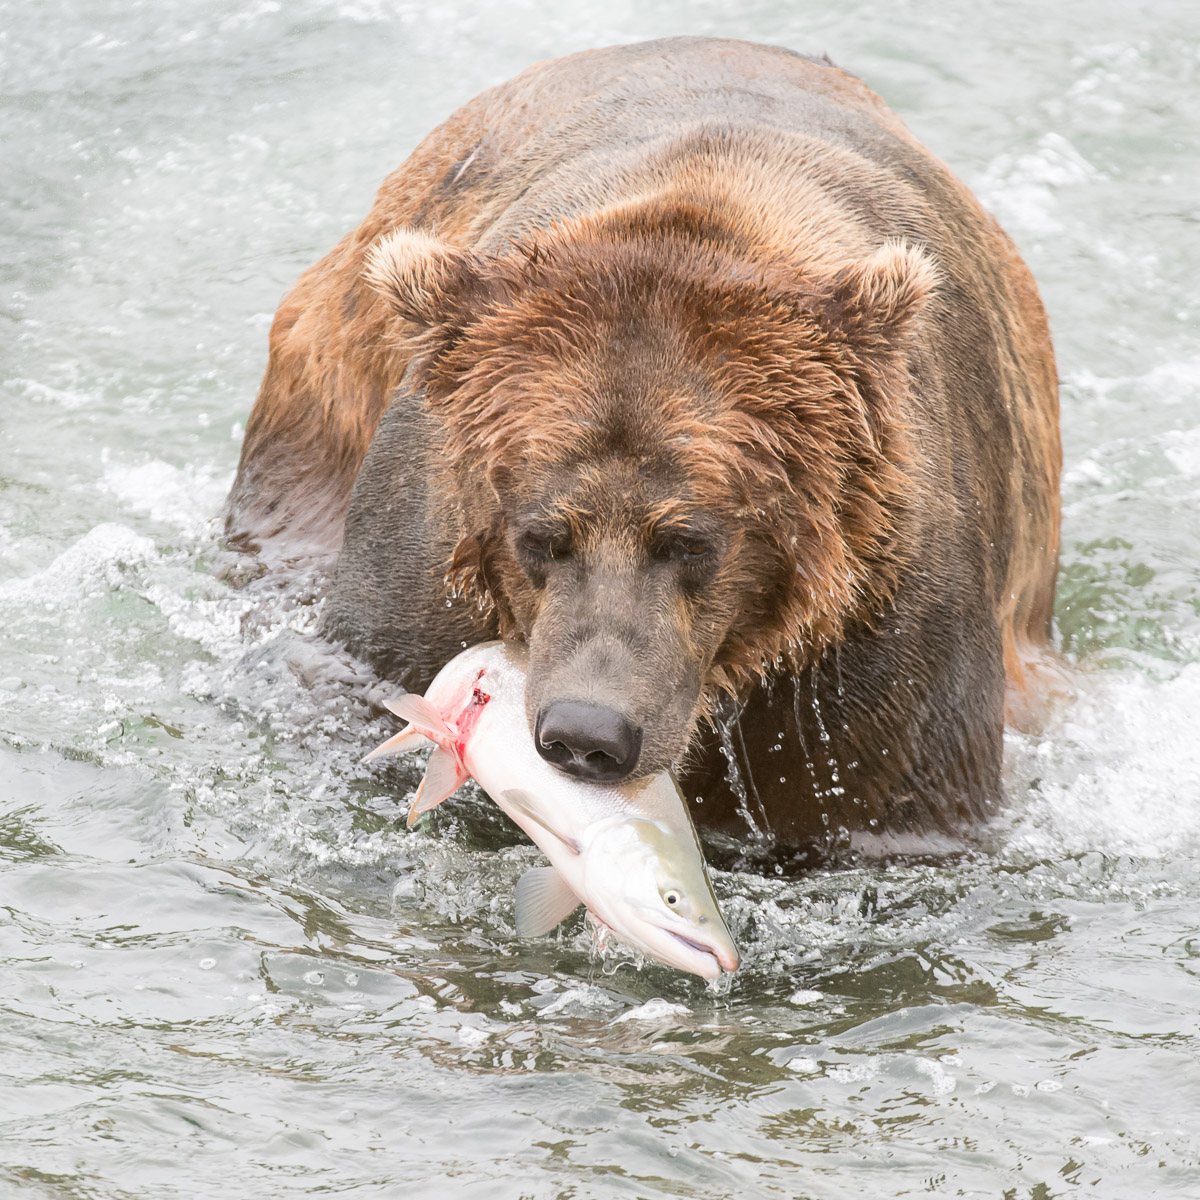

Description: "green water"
3 2 1200 1197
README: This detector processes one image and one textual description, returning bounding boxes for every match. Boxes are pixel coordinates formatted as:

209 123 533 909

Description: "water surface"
3 2 1200 1196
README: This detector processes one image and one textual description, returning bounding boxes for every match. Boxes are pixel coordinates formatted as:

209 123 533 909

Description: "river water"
3 2 1199 1197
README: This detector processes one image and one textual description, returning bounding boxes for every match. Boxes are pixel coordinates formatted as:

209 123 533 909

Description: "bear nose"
535 700 643 782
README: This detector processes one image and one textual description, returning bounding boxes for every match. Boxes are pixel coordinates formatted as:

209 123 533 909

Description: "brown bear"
226 37 1061 863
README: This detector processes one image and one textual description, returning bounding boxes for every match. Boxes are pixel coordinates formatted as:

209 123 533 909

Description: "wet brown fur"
370 210 932 691
226 38 1062 857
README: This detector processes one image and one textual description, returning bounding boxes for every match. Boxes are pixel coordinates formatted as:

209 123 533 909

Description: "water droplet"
199 957 216 971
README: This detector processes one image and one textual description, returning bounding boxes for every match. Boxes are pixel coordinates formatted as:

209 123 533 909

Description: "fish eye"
663 889 681 906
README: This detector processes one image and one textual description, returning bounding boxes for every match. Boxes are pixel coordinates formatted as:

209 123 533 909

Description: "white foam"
613 998 690 1023
456 1022 494 1047
974 132 1098 235
536 984 616 1018
915 1057 957 1097
0 525 19 568
788 989 823 1005
6 376 97 411
785 1056 819 1074
0 523 156 608
99 456 233 536
1006 664 1200 860
217 0 281 33
1065 41 1153 117
1060 456 1114 491
1162 428 1200 479
1141 357 1200 401
825 1059 879 1084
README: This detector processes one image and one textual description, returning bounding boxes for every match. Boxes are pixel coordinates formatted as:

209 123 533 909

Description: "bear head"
365 207 935 783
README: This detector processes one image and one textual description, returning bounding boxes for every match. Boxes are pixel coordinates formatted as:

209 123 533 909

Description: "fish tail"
407 746 471 826
362 725 434 762
363 692 460 764
384 693 458 745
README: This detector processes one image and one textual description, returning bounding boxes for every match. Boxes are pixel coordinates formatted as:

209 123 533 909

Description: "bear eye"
652 531 716 568
517 528 571 564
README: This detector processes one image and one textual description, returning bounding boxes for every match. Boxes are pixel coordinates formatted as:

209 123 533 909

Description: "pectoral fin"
514 866 582 937
406 746 470 827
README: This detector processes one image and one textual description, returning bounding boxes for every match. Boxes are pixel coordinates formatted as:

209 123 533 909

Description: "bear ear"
364 227 511 333
817 240 938 347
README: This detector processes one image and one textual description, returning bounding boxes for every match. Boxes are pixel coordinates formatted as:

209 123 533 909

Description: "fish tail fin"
384 693 457 746
362 726 434 762
406 746 470 827
363 692 458 763
365 690 470 825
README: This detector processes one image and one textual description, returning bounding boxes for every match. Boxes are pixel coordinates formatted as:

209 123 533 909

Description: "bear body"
227 38 1061 861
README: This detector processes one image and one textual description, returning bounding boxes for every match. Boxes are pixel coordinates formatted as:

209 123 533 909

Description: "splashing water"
3 2 1200 1197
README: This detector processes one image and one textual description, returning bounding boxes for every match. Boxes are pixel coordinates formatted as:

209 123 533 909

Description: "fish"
365 641 740 980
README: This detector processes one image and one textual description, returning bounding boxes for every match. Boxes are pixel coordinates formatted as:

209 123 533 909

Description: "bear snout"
534 699 643 782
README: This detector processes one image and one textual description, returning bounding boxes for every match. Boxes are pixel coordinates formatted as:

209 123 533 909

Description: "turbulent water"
3 2 1200 1196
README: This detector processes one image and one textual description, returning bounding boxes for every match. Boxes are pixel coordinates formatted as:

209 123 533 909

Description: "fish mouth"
590 911 740 979
662 928 740 976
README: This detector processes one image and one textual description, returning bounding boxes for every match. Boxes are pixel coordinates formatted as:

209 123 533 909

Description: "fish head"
583 818 739 980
